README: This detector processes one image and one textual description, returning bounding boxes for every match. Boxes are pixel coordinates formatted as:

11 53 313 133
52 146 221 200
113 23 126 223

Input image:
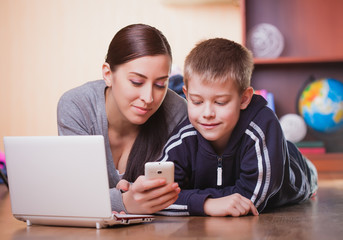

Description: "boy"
158 38 318 217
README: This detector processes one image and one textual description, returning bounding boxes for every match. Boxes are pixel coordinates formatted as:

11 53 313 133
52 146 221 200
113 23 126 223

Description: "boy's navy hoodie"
158 94 317 216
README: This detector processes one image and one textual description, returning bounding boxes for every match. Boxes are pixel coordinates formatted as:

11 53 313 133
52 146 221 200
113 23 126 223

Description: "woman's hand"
204 193 259 217
116 179 130 192
122 175 180 214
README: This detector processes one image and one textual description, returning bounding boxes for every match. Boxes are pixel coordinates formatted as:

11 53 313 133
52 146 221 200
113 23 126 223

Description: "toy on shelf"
0 151 8 188
298 78 343 133
295 141 326 155
254 89 275 112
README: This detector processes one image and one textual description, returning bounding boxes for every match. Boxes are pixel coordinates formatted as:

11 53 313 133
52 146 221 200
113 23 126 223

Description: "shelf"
242 0 343 59
242 0 343 153
305 153 343 172
254 57 343 65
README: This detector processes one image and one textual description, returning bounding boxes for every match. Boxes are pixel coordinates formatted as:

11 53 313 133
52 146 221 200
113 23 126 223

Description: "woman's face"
105 55 171 125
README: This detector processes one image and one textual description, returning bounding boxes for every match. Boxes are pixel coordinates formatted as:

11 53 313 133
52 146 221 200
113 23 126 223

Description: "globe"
298 78 343 133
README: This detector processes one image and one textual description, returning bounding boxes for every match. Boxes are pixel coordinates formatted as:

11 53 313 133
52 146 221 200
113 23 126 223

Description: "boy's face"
183 75 252 154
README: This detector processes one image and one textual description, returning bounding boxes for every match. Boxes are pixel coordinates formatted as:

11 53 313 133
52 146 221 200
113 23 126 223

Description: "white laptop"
3 135 154 229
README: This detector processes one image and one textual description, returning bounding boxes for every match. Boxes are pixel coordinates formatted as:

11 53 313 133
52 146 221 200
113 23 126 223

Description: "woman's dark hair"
106 23 172 71
105 24 172 182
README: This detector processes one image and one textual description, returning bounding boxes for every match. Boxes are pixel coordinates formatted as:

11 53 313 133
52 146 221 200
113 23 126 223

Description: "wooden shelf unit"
241 0 343 153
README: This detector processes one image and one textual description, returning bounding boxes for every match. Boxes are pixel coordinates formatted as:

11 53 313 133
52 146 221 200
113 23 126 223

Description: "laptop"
3 135 154 229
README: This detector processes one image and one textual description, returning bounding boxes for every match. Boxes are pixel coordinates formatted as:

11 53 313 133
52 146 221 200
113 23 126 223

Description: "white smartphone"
144 162 174 184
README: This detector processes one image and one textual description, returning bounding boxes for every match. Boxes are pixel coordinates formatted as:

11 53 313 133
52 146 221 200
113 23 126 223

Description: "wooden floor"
0 172 342 240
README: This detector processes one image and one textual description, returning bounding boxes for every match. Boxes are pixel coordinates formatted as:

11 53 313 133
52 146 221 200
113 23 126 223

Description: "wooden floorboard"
0 172 342 239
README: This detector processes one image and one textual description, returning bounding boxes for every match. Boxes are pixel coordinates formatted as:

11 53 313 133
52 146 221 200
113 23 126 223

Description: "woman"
57 24 187 214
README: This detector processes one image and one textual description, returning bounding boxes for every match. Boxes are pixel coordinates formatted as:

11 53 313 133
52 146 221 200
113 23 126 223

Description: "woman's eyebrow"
156 75 169 80
129 72 169 81
129 72 147 79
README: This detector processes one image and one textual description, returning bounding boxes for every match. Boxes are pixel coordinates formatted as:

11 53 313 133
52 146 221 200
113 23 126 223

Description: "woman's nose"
140 84 154 104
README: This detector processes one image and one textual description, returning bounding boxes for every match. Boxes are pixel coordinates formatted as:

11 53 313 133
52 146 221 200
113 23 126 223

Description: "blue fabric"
169 74 185 98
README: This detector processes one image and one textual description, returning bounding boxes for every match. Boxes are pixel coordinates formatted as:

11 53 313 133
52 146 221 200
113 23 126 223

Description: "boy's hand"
122 175 180 214
204 193 259 217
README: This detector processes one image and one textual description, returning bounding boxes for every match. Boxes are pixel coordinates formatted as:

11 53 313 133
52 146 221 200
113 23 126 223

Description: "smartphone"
144 162 174 184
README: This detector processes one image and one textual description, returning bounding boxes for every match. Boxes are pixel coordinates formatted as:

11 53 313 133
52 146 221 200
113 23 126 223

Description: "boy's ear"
240 87 254 110
102 63 113 87
182 85 188 100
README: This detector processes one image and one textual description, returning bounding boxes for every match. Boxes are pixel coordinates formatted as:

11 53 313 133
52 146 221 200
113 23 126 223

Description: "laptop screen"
4 135 112 219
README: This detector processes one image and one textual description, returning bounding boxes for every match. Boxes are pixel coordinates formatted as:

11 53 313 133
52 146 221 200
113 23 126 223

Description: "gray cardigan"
57 80 187 212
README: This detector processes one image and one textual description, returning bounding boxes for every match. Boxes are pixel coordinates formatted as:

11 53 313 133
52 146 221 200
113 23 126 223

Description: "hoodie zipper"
217 156 223 186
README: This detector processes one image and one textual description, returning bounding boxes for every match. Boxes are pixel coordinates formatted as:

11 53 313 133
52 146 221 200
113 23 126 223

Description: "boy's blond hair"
184 38 254 94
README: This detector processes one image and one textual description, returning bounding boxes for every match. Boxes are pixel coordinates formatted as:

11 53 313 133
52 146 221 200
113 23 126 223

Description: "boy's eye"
192 101 202 105
215 101 227 106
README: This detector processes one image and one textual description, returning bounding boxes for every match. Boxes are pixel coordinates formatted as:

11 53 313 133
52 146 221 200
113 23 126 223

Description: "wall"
0 0 242 151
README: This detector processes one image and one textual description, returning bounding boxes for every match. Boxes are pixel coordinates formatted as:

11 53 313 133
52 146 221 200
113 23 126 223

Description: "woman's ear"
240 87 254 110
182 85 188 100
102 63 113 87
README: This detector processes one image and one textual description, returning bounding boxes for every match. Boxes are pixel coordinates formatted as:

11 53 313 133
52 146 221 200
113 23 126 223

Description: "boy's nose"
203 104 215 118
